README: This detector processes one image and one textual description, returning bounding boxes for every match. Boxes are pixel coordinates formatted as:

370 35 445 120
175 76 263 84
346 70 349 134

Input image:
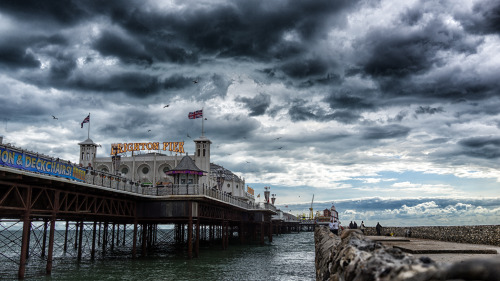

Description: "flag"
257 193 260 198
188 110 203 119
81 114 90 128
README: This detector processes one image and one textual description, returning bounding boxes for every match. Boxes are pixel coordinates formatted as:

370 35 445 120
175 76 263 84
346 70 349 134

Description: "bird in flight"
187 133 191 138
275 137 281 140
163 105 169 108
278 147 283 150
148 129 151 132
52 115 58 120
192 80 198 84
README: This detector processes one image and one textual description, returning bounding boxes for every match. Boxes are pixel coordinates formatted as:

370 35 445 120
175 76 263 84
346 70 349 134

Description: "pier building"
79 135 253 203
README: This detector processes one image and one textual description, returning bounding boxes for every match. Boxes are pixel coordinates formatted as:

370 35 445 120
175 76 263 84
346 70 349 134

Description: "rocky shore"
315 226 500 281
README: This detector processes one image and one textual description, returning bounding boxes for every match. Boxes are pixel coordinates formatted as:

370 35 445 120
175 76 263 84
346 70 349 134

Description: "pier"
0 141 290 279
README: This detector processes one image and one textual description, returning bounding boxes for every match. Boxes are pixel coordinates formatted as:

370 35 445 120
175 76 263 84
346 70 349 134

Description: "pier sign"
0 146 86 182
111 141 185 155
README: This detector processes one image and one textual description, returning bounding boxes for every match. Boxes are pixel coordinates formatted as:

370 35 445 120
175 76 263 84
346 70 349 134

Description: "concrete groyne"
315 226 500 281
362 225 500 247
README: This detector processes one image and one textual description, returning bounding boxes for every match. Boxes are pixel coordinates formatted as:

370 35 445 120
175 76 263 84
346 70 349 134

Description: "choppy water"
0 231 314 281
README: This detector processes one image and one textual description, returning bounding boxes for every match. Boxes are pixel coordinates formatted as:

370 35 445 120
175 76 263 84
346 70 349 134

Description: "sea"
0 230 315 281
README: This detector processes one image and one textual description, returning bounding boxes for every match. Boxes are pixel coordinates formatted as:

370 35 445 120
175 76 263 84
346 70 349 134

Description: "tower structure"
78 138 98 168
194 136 211 187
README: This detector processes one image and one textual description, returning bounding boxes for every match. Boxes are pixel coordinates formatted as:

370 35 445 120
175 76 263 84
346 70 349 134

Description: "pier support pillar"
268 221 273 243
18 186 32 279
46 190 59 275
195 219 200 258
77 221 84 260
132 220 138 258
91 221 97 260
260 223 264 245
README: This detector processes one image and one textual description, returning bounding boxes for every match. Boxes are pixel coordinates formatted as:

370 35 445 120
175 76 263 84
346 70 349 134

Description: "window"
142 167 149 174
203 149 205 157
121 167 129 175
163 166 170 173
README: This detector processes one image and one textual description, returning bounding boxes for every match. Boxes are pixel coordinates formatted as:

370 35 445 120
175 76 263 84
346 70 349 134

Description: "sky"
0 0 499 226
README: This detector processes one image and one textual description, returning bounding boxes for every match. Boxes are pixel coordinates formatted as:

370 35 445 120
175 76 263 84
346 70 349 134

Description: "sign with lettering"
111 142 185 155
0 145 86 182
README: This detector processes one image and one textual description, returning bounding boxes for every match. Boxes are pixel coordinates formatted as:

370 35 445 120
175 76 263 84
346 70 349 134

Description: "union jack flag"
81 114 90 128
188 110 203 119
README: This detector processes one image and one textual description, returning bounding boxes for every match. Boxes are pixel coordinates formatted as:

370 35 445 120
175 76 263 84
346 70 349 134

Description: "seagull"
246 161 251 163
163 105 169 108
148 129 151 132
278 147 283 150
192 80 198 84
275 137 281 140
52 115 58 120
187 133 191 138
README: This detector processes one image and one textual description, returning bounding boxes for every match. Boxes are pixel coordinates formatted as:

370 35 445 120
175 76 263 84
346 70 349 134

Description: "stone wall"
315 226 500 281
362 225 500 246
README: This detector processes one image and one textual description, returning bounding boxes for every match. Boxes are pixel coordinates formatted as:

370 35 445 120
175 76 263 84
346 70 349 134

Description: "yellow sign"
111 142 185 155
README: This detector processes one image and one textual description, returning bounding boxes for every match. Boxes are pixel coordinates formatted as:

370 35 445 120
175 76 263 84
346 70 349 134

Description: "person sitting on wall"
329 219 339 235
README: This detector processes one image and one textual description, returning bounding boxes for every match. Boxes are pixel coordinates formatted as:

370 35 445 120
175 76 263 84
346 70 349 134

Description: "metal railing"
0 142 276 213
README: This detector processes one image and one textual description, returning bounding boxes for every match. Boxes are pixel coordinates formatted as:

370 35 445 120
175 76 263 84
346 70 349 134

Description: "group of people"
329 220 383 236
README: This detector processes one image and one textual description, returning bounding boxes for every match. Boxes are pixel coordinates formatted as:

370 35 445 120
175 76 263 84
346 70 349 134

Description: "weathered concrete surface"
315 226 500 281
369 236 500 264
363 225 500 247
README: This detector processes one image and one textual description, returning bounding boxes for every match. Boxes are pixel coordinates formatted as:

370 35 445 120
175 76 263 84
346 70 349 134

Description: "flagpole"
201 107 204 137
87 113 90 139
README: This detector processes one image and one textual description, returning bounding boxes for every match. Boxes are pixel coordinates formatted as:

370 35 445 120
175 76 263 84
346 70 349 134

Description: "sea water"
0 231 314 281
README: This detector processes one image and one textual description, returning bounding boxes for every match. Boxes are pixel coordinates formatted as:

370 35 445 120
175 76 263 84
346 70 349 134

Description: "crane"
309 194 314 220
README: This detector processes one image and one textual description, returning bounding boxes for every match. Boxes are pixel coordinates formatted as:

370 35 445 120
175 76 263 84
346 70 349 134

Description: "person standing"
360 221 366 234
376 222 382 236
349 221 353 229
353 221 358 229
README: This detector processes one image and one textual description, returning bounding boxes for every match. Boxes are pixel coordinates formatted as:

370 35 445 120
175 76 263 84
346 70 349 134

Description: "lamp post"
271 194 276 205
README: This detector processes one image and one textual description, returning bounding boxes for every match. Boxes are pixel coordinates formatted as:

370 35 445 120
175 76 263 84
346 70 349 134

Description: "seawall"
362 225 500 246
314 226 500 281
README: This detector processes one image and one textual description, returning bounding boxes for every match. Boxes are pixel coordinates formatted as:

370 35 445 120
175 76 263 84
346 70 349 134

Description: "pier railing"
0 142 275 213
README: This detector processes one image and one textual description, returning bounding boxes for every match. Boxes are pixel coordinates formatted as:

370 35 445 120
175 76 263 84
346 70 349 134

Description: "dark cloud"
280 57 329 79
414 106 444 115
73 72 162 97
0 0 89 25
362 125 411 140
457 136 500 159
236 93 271 116
325 92 375 110
93 30 153 64
288 100 319 122
359 17 479 79
458 0 500 35
0 45 40 69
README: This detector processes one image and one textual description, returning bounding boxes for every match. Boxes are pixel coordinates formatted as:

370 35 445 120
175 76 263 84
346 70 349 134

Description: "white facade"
79 136 253 202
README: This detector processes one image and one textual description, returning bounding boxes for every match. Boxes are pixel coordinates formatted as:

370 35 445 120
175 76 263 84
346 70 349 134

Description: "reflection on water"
0 231 314 281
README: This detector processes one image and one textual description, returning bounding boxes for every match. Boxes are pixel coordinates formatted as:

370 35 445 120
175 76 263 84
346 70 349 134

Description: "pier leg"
195 219 200 258
141 224 147 257
91 221 97 259
111 223 115 251
260 223 264 245
18 186 32 280
116 224 120 246
268 221 273 243
64 221 69 252
98 222 101 246
188 217 193 258
74 221 79 250
132 221 138 258
77 221 84 260
123 224 126 246
46 218 56 274
102 222 108 256
41 219 48 258
18 214 31 279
